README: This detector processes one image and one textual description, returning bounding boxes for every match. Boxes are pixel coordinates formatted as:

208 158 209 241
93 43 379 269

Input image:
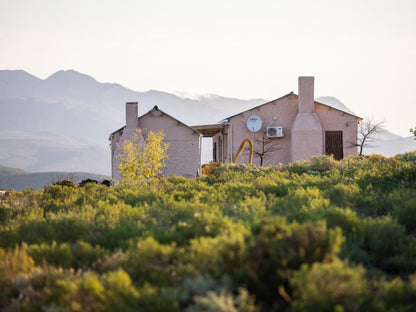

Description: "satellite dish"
247 115 262 132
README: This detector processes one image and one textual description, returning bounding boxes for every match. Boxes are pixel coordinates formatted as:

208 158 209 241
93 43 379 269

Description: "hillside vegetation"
1 153 416 311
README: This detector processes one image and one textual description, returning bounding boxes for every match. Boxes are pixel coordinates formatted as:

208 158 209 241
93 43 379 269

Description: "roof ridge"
220 92 295 122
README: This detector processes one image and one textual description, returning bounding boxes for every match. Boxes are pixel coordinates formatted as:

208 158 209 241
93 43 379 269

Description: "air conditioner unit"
267 126 283 138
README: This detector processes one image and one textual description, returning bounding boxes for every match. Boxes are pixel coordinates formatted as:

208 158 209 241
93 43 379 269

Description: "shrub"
25 241 74 268
0 247 35 308
185 231 247 279
79 179 98 187
242 217 344 305
202 162 222 175
169 213 235 246
187 288 259 312
122 237 177 287
308 155 338 173
290 260 369 312
376 274 416 311
391 188 416 234
0 247 34 284
100 179 112 187
325 207 362 235
343 216 413 274
53 179 77 188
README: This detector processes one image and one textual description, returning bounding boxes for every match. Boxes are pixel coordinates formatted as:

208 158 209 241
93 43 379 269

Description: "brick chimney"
298 76 315 113
126 102 138 129
290 76 323 162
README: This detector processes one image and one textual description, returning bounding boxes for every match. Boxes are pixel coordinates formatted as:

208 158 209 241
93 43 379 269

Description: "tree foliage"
117 129 169 185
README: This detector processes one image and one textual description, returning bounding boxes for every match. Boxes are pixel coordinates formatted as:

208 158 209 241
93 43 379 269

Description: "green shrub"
308 155 338 173
325 207 362 235
0 247 35 308
0 246 34 284
122 237 178 287
391 188 416 233
242 217 344 305
169 213 235 246
79 179 98 187
185 231 247 279
376 274 416 311
290 260 369 312
187 288 259 312
53 179 77 188
279 187 330 222
25 241 74 268
343 216 414 273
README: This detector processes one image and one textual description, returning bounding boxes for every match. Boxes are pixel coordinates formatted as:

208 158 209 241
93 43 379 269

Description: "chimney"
298 76 314 113
126 102 138 129
290 76 323 162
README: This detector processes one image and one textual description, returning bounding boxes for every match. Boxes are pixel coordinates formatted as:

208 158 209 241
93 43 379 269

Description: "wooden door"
325 131 343 160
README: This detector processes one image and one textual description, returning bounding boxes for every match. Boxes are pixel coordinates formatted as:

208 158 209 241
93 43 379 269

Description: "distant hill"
316 96 359 117
0 165 110 191
0 164 26 176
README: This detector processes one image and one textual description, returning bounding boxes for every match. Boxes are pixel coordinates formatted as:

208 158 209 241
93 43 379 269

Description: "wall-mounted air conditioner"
267 126 283 138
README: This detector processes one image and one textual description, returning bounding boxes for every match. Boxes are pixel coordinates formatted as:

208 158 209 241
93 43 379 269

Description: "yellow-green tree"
118 129 169 185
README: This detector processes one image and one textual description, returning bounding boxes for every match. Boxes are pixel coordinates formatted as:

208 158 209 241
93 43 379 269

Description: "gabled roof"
109 105 202 139
220 92 295 123
141 106 202 135
220 92 362 123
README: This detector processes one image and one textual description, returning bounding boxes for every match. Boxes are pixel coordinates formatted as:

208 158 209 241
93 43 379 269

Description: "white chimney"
298 76 314 113
126 102 138 129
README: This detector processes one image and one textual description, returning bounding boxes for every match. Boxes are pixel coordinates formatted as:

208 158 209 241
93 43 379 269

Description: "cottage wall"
139 110 201 178
110 130 123 179
225 93 298 166
315 103 358 158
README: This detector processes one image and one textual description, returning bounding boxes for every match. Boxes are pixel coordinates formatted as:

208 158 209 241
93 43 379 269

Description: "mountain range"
1 69 415 178
0 70 264 175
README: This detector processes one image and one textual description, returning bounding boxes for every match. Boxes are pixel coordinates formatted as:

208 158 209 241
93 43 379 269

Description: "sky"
1 0 415 136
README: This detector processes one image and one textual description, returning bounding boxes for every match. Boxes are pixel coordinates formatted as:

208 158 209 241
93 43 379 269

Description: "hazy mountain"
0 70 264 174
316 96 359 117
363 133 416 156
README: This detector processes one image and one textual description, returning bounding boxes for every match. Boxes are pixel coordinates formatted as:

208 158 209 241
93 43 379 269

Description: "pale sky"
1 0 415 136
